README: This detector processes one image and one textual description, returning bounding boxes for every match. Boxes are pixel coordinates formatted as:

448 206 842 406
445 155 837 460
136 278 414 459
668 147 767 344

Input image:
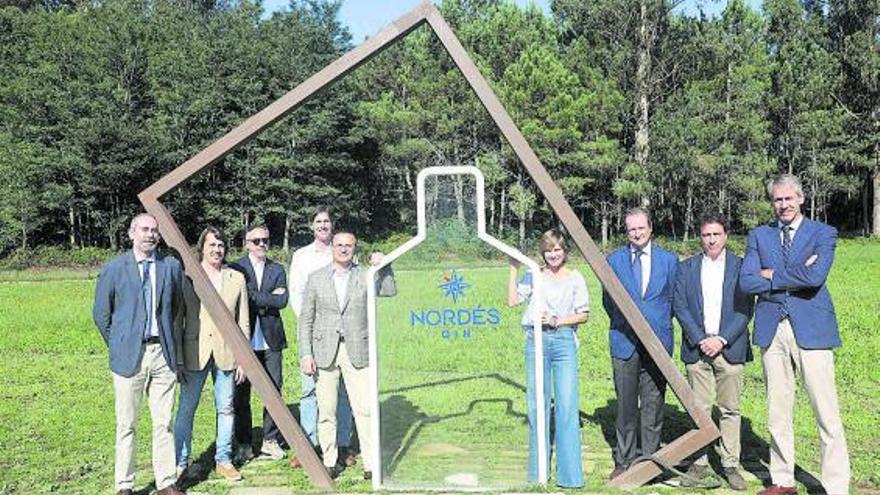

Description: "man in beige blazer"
298 231 395 480
174 227 250 482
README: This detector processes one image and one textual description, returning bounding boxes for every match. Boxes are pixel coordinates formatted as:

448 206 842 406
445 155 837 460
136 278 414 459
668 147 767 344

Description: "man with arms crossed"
298 231 396 479
231 225 290 461
288 207 355 468
93 213 185 495
603 207 679 480
673 215 753 491
740 174 849 495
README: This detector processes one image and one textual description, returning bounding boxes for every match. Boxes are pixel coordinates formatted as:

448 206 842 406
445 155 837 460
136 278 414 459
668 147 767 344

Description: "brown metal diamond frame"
137 1 719 490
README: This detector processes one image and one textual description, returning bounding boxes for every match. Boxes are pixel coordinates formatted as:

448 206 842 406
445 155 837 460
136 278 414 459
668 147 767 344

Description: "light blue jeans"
525 326 584 488
175 360 235 466
301 371 353 447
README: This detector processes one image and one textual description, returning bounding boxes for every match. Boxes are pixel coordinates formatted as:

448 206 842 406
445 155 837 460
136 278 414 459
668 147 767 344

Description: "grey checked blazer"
298 263 396 369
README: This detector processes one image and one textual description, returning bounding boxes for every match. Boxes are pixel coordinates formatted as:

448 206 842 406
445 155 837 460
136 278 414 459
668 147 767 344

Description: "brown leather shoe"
157 485 186 495
289 455 303 468
757 485 797 495
116 490 134 495
609 465 626 480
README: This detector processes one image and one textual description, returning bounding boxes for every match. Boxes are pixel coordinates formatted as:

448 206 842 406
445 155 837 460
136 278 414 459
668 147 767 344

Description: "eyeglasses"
248 237 269 245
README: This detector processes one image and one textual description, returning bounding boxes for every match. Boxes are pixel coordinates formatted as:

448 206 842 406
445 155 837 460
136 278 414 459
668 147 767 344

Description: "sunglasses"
248 237 269 245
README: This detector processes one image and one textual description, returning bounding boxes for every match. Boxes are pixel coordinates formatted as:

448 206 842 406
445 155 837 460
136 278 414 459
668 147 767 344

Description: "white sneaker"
259 439 285 460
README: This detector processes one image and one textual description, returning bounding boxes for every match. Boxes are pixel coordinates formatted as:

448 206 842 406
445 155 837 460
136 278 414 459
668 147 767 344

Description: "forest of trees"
0 0 877 257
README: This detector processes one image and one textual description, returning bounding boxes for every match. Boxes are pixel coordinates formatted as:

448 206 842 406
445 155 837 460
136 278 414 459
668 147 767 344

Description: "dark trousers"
612 349 667 468
234 348 283 445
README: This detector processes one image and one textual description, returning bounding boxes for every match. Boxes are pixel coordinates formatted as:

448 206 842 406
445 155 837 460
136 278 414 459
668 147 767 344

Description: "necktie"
142 260 153 339
780 226 792 319
632 249 643 299
782 225 792 263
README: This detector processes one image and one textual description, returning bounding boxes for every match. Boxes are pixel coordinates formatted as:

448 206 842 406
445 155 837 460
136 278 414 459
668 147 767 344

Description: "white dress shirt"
778 214 804 244
288 241 333 317
630 241 652 297
249 254 269 351
701 250 726 336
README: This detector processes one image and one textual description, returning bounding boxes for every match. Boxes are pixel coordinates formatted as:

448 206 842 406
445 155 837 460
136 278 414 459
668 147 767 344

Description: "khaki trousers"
686 353 744 468
315 342 373 471
762 320 850 494
113 343 178 491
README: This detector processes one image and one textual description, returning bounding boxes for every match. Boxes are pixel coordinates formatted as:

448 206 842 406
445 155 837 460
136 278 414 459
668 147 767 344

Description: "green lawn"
0 239 877 494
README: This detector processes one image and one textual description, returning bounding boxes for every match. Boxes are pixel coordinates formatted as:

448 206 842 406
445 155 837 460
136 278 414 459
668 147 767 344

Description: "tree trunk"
684 186 693 242
634 0 654 208
518 216 526 251
68 205 76 248
873 166 880 237
499 186 507 237
601 203 609 247
455 175 465 222
283 213 291 252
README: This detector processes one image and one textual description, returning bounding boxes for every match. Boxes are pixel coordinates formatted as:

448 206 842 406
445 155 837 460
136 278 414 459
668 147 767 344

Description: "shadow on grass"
586 399 826 494
379 372 529 480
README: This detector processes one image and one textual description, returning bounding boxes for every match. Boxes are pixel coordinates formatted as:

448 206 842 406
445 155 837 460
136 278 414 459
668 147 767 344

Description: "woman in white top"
508 229 589 488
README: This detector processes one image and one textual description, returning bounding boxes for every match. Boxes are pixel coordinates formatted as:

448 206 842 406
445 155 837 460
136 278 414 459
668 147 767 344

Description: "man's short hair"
625 207 652 227
246 224 269 236
699 214 728 233
196 225 227 262
129 213 156 232
332 230 357 243
311 205 333 222
767 173 804 199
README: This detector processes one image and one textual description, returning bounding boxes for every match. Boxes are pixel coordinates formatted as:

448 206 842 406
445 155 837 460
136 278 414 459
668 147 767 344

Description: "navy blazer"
739 218 840 350
93 251 183 377
673 250 754 364
231 256 289 351
603 242 679 360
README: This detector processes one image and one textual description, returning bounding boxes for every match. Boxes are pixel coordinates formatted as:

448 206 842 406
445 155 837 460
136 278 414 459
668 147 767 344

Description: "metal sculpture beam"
138 1 718 490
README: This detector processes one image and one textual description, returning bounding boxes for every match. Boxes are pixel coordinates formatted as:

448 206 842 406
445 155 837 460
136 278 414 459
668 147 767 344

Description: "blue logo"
438 270 471 303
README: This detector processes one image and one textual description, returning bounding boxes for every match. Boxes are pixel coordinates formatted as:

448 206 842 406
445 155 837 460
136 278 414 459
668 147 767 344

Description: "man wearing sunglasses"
231 225 290 462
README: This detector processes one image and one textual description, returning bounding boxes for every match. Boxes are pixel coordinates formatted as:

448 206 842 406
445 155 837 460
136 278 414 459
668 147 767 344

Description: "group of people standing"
94 206 392 495
93 173 850 495
508 174 850 495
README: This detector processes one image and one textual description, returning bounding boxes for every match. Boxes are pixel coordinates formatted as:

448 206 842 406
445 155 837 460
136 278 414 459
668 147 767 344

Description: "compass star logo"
438 270 471 303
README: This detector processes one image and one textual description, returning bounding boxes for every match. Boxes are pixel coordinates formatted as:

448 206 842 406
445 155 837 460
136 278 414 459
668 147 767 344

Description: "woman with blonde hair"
175 226 249 482
508 229 589 488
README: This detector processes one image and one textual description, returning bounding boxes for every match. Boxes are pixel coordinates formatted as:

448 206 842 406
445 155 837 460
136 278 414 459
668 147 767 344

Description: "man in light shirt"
231 225 290 461
288 207 355 468
673 215 753 490
740 174 849 495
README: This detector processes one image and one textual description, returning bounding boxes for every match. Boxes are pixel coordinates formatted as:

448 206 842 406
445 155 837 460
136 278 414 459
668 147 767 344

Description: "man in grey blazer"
298 231 396 480
92 213 185 495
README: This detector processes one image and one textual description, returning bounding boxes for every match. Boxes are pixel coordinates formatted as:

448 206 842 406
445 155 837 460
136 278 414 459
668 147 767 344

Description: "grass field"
0 239 878 494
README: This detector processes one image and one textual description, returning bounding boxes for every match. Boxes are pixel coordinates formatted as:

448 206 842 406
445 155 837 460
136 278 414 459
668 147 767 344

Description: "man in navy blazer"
740 174 849 495
602 207 679 479
673 215 753 491
92 213 185 495
230 225 290 462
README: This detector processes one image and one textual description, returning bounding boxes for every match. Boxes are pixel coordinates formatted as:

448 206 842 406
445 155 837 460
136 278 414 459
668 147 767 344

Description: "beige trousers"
315 342 373 471
113 343 178 491
686 353 744 468
762 319 850 494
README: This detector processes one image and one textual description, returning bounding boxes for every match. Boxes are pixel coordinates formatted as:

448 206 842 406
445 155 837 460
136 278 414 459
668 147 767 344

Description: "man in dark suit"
299 231 396 480
603 207 679 480
231 225 290 461
92 213 185 495
740 174 849 495
673 215 753 491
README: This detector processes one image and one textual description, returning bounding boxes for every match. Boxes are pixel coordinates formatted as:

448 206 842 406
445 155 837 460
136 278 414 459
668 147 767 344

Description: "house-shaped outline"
137 1 720 489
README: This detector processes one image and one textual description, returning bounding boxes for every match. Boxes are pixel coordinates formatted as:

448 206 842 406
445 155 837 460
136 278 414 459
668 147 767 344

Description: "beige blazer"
298 263 395 369
181 267 250 371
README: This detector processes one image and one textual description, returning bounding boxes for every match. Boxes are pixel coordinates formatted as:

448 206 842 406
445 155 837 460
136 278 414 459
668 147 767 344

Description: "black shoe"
363 470 372 481
327 465 343 479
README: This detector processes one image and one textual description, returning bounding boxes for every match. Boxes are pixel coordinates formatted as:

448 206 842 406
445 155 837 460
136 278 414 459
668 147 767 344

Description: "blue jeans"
175 361 235 466
301 372 353 447
525 326 584 488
